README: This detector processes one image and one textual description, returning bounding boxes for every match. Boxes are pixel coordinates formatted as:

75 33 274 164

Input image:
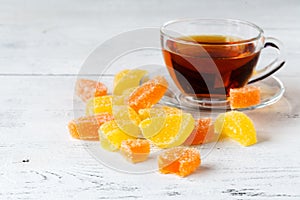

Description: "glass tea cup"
160 19 285 107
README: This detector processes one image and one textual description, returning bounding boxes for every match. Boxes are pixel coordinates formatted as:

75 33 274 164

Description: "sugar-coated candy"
184 118 215 145
112 105 141 137
113 69 148 95
68 113 113 140
129 76 168 112
158 147 201 177
86 95 113 115
138 106 181 121
139 113 195 148
120 139 150 163
75 79 107 102
214 111 257 146
113 69 130 88
229 85 261 109
99 120 136 151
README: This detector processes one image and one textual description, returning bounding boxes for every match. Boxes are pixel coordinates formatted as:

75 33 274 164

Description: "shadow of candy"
246 96 292 130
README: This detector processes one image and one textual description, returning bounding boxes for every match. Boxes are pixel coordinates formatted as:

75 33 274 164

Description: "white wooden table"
1 0 300 199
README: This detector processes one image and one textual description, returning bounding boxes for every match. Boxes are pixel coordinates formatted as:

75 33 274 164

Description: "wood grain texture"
0 0 300 199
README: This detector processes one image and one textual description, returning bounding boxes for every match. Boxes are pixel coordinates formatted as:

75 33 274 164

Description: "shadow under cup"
161 19 284 105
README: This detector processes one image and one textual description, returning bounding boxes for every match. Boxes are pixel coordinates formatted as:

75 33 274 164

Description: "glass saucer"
99 74 285 112
160 76 285 111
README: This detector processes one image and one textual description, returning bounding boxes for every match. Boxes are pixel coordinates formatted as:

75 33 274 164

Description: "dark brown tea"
162 35 260 98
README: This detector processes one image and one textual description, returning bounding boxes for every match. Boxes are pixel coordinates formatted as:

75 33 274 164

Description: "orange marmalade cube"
68 113 113 140
128 76 168 112
120 139 150 163
158 147 201 177
76 79 108 102
184 118 215 145
229 85 261 109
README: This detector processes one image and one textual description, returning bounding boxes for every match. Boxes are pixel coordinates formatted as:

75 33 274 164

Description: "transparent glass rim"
160 18 264 46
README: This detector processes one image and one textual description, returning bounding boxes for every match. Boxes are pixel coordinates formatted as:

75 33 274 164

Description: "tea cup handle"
248 37 285 84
